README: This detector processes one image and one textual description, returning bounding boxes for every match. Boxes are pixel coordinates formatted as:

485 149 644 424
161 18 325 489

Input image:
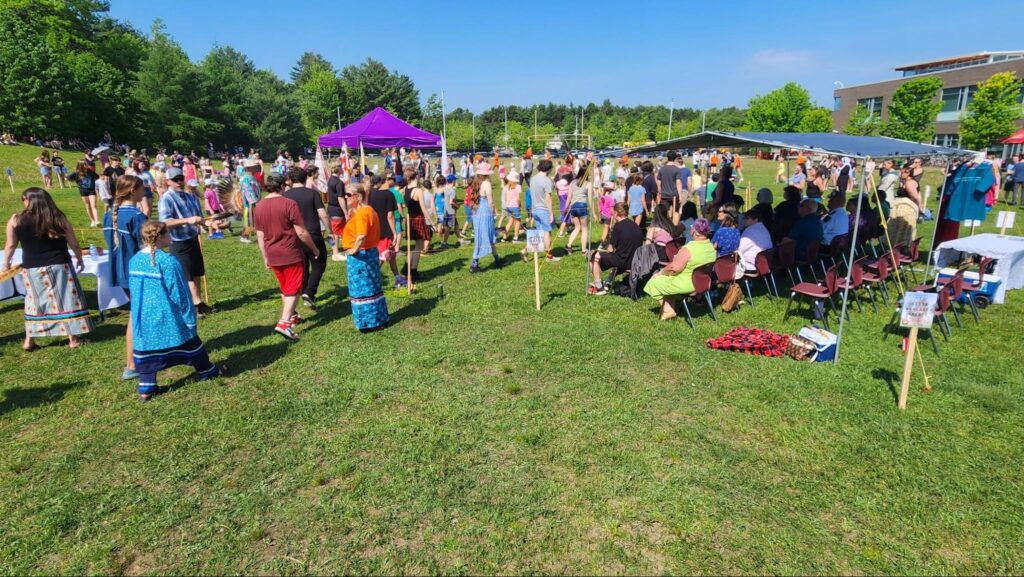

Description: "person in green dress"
644 217 717 321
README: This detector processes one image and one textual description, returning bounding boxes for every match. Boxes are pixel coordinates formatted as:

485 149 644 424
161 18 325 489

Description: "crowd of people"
0 142 973 400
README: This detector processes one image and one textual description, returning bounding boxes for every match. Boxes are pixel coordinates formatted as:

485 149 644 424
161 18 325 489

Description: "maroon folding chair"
826 233 850 270
836 260 876 313
772 239 797 287
679 263 718 329
860 252 894 305
896 237 923 283
742 248 778 304
785 264 841 332
794 240 821 284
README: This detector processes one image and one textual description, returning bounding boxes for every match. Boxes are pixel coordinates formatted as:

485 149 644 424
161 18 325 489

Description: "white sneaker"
239 237 253 244
332 253 344 262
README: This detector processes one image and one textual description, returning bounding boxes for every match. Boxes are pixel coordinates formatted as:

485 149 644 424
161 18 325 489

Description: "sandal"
68 339 88 349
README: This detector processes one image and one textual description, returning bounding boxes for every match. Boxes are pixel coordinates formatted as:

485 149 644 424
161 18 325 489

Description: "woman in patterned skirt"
342 182 390 332
2 188 92 350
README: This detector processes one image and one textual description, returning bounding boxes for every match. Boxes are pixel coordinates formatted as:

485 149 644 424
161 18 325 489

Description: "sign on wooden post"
898 291 938 410
4 168 12 193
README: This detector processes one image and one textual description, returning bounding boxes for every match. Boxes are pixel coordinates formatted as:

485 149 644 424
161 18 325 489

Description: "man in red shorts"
253 173 321 340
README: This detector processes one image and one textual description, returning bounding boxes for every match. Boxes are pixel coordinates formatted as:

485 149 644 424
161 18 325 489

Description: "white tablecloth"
0 249 129 312
933 233 1024 304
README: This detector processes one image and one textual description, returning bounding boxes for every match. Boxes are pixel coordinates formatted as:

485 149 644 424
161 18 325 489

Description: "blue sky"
110 0 1022 113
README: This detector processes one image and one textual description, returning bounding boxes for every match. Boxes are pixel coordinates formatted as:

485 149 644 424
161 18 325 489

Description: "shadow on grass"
389 295 440 324
871 368 900 406
0 381 85 415
303 295 352 331
212 287 281 313
543 292 568 308
415 257 467 282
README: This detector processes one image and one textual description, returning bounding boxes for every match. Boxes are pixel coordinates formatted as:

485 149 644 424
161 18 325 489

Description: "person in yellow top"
644 218 717 320
341 183 389 332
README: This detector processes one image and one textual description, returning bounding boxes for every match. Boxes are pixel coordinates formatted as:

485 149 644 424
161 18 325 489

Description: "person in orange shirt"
492 152 500 168
341 182 389 332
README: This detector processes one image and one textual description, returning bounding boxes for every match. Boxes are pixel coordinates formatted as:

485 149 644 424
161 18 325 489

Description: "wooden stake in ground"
997 210 1016 236
745 183 751 209
5 168 13 193
197 230 210 304
899 327 918 410
897 291 938 410
406 212 413 295
533 251 541 311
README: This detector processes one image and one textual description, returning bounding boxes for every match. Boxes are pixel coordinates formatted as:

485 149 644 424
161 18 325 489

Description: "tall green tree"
421 93 444 135
244 70 304 154
290 51 334 86
746 82 813 132
960 72 1023 150
843 104 881 136
0 8 70 135
298 68 343 143
132 20 220 150
883 76 943 142
798 107 833 132
200 45 257 148
339 58 421 124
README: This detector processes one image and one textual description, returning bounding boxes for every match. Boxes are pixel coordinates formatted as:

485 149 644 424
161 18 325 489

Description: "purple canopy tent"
317 107 441 149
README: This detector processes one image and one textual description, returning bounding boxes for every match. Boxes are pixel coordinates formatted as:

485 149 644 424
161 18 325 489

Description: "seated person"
644 218 717 321
679 201 699 243
822 191 849 248
773 185 802 241
783 199 824 260
739 209 773 272
887 188 919 248
754 187 775 233
712 204 741 257
589 203 644 295
646 204 683 261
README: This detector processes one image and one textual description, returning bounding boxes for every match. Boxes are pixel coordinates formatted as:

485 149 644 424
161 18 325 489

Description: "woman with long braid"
103 174 148 380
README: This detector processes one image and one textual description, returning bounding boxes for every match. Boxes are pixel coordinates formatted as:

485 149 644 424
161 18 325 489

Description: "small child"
203 178 225 239
555 175 571 236
129 221 219 401
598 182 615 246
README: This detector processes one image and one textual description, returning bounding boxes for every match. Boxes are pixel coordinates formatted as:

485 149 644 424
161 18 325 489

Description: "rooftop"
895 51 1024 77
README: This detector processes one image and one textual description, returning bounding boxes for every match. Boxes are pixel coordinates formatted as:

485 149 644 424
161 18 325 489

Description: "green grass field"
1 143 1022 575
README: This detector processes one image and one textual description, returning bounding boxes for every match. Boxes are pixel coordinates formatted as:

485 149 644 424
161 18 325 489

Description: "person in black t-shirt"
641 161 658 214
367 175 406 287
283 167 329 309
325 161 348 261
588 202 644 295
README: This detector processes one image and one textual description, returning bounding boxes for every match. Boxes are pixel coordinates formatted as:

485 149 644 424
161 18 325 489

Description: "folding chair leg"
939 316 950 340
884 307 900 340
786 269 796 287
866 286 879 313
809 264 820 284
784 293 795 320
681 299 695 329
770 273 780 298
877 281 889 305
928 328 941 355
795 267 804 284
967 295 980 323
818 300 831 331
743 279 754 307
706 293 718 322
763 276 773 300
951 304 963 329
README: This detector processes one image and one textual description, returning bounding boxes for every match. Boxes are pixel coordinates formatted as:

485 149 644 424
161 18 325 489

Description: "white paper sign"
963 219 983 228
525 230 545 253
900 291 939 329
997 211 1016 230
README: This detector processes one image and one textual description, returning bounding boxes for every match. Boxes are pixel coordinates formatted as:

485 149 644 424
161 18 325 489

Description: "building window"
833 96 842 112
857 97 883 116
933 134 960 148
938 86 978 121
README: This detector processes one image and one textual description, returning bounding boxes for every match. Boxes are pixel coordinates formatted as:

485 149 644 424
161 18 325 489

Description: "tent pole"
923 156 952 283
834 156 867 364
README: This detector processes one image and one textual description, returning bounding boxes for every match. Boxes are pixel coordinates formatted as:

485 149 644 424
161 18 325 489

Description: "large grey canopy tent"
627 131 974 363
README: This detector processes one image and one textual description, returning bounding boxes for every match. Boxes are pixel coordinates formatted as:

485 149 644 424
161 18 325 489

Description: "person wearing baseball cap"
158 166 214 316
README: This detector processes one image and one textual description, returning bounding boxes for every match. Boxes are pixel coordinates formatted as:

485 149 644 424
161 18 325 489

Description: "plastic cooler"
935 267 1002 308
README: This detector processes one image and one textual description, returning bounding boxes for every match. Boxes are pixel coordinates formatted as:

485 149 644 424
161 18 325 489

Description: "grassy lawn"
1 143 1022 575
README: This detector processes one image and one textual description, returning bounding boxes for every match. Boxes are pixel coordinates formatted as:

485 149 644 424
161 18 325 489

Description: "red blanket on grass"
706 327 790 357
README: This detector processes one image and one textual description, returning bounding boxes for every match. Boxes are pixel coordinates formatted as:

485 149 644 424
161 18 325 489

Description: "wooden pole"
7 175 13 194
197 232 210 304
406 212 413 295
533 251 541 311
898 326 919 410
745 184 751 209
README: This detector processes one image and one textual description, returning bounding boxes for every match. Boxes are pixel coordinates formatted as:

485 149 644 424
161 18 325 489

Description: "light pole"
471 113 476 155
668 98 674 141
